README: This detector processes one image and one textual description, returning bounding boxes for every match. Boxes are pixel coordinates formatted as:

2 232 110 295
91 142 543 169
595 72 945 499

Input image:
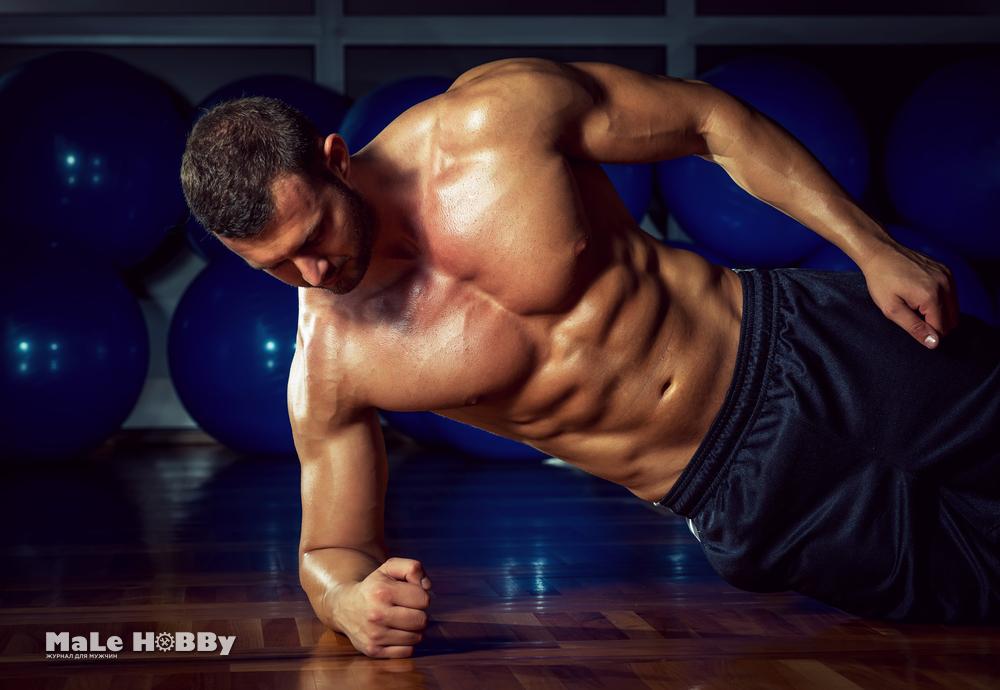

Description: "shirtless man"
180 58 999 658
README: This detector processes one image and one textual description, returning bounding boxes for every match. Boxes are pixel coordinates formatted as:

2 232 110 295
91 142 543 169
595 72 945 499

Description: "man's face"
221 169 375 294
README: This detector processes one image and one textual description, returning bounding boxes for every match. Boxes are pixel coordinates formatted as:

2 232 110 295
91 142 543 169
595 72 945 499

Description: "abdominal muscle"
437 236 745 504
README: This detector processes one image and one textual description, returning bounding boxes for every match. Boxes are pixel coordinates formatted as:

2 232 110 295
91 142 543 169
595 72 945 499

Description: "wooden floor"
1 429 998 689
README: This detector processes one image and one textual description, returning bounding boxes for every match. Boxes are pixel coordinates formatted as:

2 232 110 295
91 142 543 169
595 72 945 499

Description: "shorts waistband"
653 267 776 517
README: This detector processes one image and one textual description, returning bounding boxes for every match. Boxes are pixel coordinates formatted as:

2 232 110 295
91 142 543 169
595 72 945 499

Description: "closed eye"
305 223 325 247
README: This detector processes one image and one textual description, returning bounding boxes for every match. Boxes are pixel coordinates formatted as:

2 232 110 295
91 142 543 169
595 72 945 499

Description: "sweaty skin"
218 58 959 658
234 68 742 502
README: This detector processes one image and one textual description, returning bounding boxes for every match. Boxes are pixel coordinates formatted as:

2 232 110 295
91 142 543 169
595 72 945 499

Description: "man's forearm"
300 546 382 632
704 101 893 266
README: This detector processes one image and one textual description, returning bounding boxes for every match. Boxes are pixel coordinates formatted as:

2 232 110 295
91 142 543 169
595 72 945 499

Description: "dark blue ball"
168 262 298 455
380 410 546 461
601 163 653 223
0 248 149 459
197 73 350 136
339 76 453 152
884 57 1000 260
657 55 870 267
0 51 190 267
185 74 351 263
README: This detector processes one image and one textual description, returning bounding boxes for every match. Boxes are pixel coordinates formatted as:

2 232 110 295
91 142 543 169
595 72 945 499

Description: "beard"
320 171 376 295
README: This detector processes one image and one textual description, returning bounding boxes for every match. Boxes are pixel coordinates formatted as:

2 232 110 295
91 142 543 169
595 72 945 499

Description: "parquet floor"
1 429 997 689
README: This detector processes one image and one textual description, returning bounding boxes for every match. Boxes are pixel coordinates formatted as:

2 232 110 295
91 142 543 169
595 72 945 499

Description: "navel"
659 377 673 398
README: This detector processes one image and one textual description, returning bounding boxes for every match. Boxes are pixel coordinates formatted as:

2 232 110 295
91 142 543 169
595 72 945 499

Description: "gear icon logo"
155 632 174 652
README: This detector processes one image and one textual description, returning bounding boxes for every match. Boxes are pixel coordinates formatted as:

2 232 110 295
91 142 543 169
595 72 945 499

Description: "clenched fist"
333 557 433 658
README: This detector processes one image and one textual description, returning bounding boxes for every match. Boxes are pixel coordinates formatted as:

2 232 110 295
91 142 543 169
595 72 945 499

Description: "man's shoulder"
438 59 594 155
288 297 371 425
373 60 568 159
448 57 569 93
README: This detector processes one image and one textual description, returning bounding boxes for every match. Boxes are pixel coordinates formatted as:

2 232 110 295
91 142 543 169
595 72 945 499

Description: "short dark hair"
180 96 323 240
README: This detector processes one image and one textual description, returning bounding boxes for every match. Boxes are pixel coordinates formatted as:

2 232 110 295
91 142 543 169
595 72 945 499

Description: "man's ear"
322 133 350 178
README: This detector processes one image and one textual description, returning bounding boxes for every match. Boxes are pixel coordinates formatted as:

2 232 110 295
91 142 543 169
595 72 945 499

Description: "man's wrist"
816 200 895 269
849 224 897 270
322 581 355 633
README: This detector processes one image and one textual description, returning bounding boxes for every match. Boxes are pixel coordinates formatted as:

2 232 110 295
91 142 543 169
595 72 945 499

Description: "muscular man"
180 58 1000 658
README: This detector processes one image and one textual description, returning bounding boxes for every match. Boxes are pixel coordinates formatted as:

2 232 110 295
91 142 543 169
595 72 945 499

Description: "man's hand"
332 557 433 658
857 237 960 349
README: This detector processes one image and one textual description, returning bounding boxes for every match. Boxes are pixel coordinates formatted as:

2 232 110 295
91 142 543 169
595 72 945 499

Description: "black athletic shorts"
655 267 1000 623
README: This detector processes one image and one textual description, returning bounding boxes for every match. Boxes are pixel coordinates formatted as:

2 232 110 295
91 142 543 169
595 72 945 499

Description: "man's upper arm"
454 57 737 165
288 347 388 563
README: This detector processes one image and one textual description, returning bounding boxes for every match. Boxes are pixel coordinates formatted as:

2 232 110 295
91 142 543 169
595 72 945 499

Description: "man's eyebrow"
245 219 320 271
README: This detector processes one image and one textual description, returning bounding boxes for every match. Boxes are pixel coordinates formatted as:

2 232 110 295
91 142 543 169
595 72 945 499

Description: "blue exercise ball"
380 410 546 461
0 50 190 267
884 57 1000 260
185 74 351 263
339 76 453 152
656 56 870 268
168 262 298 455
0 247 149 459
601 163 654 223
799 224 997 326
197 74 350 135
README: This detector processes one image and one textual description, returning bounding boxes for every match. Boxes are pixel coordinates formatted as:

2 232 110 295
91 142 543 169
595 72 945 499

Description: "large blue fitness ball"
0 248 149 459
197 74 350 136
0 51 190 267
185 75 351 263
800 224 997 326
339 76 453 152
656 56 870 268
380 410 547 461
884 57 1000 260
169 262 298 455
601 163 654 223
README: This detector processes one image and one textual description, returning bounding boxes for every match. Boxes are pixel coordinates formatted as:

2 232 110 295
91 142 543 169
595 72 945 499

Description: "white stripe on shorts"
687 517 701 542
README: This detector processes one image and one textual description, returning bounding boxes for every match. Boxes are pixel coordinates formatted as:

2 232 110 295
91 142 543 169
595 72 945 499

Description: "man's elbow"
699 93 756 165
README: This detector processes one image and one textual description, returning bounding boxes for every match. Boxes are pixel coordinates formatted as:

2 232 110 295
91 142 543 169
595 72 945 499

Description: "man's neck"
346 146 427 299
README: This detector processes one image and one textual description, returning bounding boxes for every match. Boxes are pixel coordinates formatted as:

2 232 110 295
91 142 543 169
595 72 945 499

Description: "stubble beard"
322 181 375 295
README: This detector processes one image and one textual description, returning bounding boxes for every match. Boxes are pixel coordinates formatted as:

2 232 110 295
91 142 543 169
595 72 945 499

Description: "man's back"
292 59 744 503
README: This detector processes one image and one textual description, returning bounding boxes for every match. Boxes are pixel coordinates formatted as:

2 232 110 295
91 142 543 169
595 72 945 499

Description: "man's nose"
293 256 330 287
